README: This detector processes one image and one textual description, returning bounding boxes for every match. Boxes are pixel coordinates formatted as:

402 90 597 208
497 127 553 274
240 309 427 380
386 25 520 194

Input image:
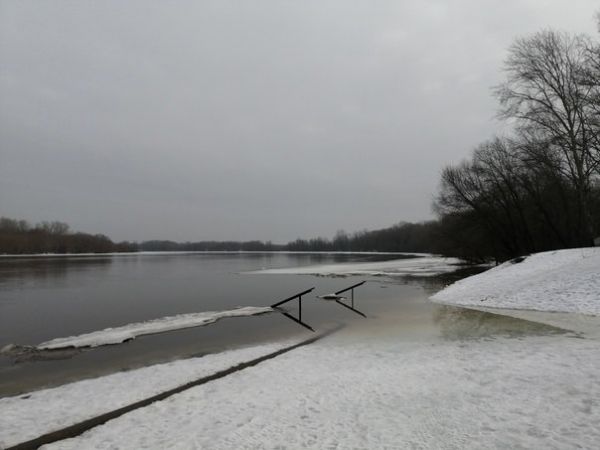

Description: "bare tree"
495 30 599 245
36 221 70 235
580 17 600 170
435 141 522 259
434 134 591 259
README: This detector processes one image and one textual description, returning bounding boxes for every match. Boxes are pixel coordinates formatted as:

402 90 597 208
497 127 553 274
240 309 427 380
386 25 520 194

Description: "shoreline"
0 250 432 258
4 304 597 450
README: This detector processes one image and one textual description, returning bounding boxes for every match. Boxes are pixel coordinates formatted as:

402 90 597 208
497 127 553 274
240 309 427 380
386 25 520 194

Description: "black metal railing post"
334 281 366 318
271 287 315 331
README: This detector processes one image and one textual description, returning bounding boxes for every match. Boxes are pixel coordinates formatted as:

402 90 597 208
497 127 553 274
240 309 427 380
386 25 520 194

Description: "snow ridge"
431 247 600 315
0 341 297 449
37 306 273 350
251 256 462 277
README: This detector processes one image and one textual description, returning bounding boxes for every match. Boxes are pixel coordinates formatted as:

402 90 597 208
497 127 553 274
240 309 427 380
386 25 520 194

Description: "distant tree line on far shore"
0 215 448 257
285 223 442 254
0 218 136 254
140 221 479 256
139 240 282 252
2 208 597 262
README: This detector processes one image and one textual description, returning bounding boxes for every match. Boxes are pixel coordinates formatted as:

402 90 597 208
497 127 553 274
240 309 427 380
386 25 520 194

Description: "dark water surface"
0 253 559 397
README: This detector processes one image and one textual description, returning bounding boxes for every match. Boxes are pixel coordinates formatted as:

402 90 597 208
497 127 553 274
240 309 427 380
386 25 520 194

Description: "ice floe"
250 255 463 277
37 306 273 350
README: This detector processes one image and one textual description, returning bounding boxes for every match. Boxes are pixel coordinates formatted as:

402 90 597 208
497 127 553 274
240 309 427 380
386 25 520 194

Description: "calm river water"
0 252 556 396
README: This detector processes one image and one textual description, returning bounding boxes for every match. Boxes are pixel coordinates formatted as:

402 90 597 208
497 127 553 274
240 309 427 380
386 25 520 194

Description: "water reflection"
1 344 81 363
374 265 490 296
433 305 564 340
0 256 113 289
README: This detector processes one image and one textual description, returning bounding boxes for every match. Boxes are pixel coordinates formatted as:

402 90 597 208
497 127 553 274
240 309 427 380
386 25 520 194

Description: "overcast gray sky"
1 1 598 242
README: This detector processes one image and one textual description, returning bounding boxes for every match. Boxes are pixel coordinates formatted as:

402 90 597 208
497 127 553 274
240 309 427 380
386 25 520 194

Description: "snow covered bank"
250 255 463 277
37 307 273 349
0 341 298 449
431 247 600 315
39 330 600 450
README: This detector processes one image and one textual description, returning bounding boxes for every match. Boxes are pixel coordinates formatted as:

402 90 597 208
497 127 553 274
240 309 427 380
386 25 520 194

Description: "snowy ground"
250 255 463 277
30 327 600 450
0 341 299 448
34 306 273 350
431 247 600 315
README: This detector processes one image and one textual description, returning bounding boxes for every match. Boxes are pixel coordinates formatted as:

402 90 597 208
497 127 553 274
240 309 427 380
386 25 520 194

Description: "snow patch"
431 247 600 315
37 306 273 350
0 341 297 449
250 256 463 277
37 332 600 450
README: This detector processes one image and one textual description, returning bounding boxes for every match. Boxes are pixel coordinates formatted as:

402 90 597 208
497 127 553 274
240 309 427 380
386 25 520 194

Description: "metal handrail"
271 287 316 331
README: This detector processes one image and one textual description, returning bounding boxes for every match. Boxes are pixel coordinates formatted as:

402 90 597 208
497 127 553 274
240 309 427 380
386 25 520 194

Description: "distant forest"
3 20 600 262
0 216 447 256
139 221 443 254
0 218 136 254
139 240 282 252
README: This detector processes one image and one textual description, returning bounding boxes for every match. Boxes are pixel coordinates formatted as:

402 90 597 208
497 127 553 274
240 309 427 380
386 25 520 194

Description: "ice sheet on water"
250 256 463 277
37 306 273 350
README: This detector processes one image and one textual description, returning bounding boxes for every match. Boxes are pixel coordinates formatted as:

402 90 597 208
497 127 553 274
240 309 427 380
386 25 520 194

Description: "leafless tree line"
435 25 600 262
0 217 136 254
